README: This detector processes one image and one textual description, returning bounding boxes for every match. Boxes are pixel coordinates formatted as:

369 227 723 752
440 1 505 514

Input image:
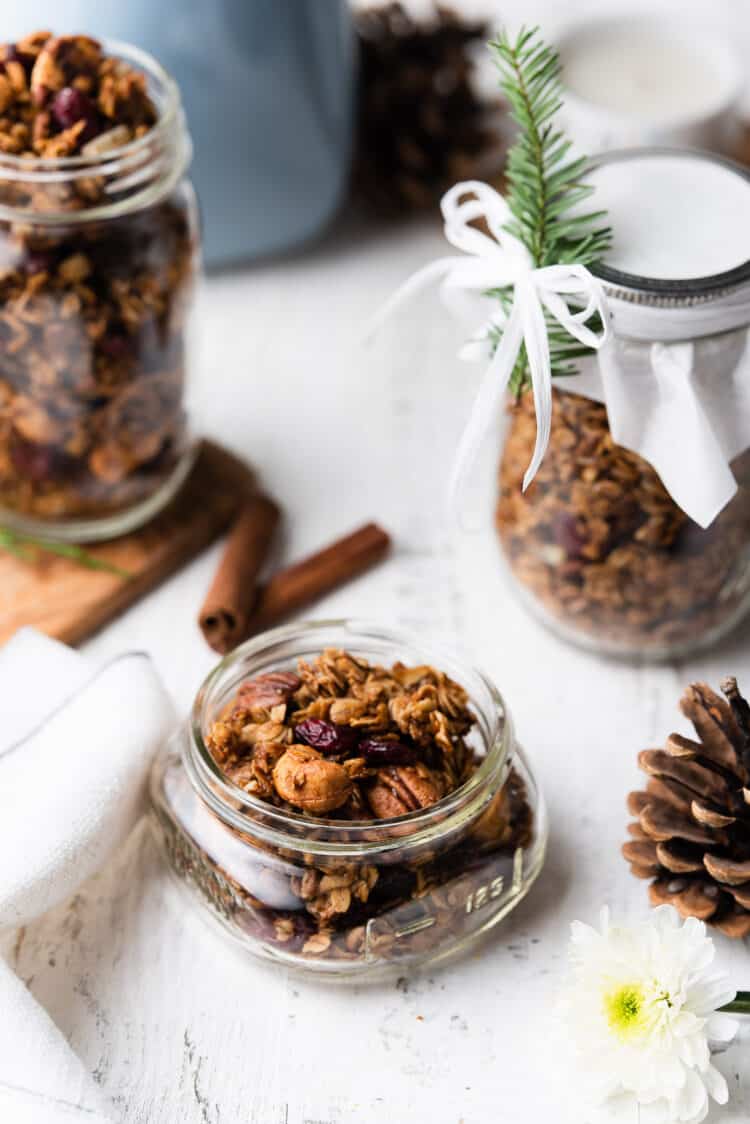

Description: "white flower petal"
558 907 737 1124
570 919 601 948
706 1012 738 1043
703 1063 729 1105
651 904 682 931
593 1092 642 1123
635 1097 676 1124
673 1068 708 1123
677 1030 709 1071
687 976 736 1017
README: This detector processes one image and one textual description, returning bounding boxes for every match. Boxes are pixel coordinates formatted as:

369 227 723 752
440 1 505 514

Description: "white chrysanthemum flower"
560 905 738 1124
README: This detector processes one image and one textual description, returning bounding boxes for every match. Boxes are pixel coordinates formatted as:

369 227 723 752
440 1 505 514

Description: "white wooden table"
1 205 747 1124
5 0 750 1115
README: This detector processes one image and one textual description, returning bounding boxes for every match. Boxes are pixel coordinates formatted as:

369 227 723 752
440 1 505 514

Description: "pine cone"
623 678 750 938
735 121 750 168
353 2 504 214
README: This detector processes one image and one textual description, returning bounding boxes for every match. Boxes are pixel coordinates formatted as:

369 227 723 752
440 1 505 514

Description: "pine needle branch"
0 527 131 579
487 26 612 393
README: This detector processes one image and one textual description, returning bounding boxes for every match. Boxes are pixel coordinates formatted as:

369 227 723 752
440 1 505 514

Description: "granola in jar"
0 32 199 539
149 623 547 976
497 389 750 657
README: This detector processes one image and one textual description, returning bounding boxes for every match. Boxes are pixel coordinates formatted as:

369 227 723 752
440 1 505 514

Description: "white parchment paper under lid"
572 149 750 527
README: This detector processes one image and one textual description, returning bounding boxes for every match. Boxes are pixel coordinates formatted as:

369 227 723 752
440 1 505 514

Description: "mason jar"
149 621 547 979
496 149 750 660
0 41 199 541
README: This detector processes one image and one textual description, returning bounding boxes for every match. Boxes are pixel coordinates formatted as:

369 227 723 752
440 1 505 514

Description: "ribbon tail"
364 257 465 344
520 279 553 491
447 299 524 520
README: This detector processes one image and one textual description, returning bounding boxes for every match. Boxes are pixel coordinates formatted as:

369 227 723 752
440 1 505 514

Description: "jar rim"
0 38 190 223
590 148 750 303
185 619 513 858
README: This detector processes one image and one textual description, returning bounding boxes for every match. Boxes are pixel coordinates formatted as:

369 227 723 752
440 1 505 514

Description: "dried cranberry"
99 333 134 360
552 512 587 560
24 250 55 275
294 718 359 755
51 87 99 142
360 737 418 766
10 438 60 482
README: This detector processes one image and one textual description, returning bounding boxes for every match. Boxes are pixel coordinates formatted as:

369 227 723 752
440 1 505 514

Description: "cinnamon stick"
245 522 391 637
199 493 280 653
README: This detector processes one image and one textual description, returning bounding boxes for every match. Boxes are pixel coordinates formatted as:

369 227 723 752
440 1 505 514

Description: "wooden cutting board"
0 440 254 647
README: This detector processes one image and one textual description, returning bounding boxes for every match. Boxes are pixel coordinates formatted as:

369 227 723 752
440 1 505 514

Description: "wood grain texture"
0 441 253 647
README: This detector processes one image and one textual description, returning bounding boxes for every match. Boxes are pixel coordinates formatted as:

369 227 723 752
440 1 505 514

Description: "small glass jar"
0 41 199 541
149 621 547 979
496 150 750 660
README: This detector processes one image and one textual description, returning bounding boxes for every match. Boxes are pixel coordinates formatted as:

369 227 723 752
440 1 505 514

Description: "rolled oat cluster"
0 32 197 525
497 389 750 653
208 651 478 813
0 31 155 160
202 648 533 959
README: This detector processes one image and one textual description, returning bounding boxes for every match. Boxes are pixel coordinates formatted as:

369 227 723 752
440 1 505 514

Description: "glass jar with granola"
496 150 750 659
149 621 547 978
0 31 199 540
497 388 750 658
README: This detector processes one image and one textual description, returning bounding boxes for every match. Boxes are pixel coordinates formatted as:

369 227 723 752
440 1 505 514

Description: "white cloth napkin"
0 629 175 1124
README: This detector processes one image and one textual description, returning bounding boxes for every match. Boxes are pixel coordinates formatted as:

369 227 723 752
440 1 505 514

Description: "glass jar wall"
149 621 547 979
497 388 750 659
0 41 199 541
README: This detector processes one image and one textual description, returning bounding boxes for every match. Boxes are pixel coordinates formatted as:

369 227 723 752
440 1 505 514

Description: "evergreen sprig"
487 26 612 393
0 526 130 579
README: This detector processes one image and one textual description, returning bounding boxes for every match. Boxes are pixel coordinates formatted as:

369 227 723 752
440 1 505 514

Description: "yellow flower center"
604 983 651 1039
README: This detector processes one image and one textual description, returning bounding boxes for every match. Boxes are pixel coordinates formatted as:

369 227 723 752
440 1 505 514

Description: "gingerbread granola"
0 32 196 524
176 648 534 962
497 389 750 654
0 31 155 160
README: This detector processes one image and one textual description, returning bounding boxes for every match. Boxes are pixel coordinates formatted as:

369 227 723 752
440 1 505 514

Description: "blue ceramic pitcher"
0 0 355 265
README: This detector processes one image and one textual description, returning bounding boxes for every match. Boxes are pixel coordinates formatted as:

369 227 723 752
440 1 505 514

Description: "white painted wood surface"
2 207 748 1124
4 1 750 1118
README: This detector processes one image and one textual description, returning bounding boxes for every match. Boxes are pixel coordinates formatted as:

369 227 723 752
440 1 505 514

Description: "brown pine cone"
734 121 750 168
623 678 750 938
353 2 504 214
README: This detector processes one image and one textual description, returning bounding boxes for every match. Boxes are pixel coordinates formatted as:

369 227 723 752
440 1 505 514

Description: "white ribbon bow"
368 180 610 506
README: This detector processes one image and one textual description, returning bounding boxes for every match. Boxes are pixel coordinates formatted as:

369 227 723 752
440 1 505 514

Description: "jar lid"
589 149 750 302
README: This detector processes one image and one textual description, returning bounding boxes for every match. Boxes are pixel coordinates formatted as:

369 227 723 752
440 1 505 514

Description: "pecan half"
236 671 302 713
366 763 444 818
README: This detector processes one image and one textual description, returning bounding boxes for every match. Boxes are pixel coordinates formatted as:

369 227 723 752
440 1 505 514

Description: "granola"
497 389 750 654
190 649 534 962
0 32 196 526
